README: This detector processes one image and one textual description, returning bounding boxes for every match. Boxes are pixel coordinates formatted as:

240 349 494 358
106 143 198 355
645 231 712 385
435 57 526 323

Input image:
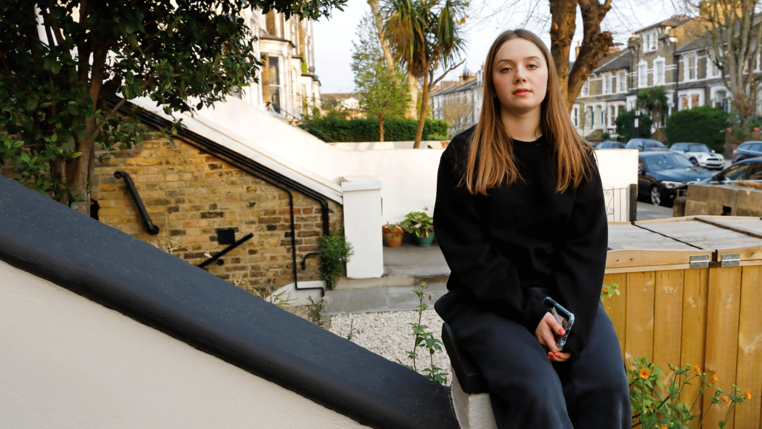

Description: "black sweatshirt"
432 126 608 357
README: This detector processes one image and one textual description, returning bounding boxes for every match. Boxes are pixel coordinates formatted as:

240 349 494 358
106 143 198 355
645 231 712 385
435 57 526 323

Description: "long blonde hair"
461 29 595 195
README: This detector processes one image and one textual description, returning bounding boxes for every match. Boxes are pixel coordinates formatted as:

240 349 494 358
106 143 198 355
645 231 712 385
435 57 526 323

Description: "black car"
638 152 715 206
697 157 762 185
626 138 670 152
595 141 626 150
732 141 762 163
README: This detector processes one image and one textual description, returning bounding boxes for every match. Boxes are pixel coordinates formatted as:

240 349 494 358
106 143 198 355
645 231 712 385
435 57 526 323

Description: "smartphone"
543 296 574 348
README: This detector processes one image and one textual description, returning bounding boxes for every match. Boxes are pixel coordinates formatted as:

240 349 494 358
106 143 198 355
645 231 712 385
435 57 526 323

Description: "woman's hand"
535 312 572 362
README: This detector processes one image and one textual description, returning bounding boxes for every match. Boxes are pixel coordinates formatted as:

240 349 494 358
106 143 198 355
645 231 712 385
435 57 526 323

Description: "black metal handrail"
114 171 160 235
199 233 254 269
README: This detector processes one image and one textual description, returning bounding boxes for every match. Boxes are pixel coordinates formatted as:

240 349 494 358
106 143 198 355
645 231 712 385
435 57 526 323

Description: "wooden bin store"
604 216 762 428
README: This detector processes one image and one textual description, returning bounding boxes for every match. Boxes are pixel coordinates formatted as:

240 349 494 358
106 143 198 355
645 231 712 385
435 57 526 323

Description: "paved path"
636 201 674 221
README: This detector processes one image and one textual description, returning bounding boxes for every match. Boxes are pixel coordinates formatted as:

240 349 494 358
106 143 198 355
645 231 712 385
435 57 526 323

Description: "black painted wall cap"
0 177 458 429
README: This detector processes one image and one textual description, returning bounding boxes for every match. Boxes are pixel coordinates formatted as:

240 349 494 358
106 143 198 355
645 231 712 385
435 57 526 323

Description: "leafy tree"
383 0 466 148
352 13 410 141
615 109 653 141
666 105 729 152
637 86 669 128
0 0 344 214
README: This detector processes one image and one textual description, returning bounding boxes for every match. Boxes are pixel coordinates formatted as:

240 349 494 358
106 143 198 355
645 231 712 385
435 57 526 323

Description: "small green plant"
403 282 448 385
628 356 749 428
306 295 326 327
234 274 294 308
601 282 621 303
400 209 434 238
346 319 356 341
318 229 354 290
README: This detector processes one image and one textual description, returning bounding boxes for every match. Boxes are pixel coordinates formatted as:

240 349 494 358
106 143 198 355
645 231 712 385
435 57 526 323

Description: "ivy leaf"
26 98 38 111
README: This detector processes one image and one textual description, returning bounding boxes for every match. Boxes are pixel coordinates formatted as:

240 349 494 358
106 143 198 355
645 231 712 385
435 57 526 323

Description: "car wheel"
689 157 698 166
650 185 663 206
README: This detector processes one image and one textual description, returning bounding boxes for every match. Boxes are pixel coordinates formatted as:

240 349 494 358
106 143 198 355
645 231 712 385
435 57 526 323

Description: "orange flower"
639 368 650 379
711 374 718 383
745 390 752 400
662 425 667 429
694 365 701 373
723 396 730 402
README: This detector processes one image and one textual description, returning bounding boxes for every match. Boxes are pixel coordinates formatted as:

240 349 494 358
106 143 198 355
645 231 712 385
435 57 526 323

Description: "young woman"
433 29 631 428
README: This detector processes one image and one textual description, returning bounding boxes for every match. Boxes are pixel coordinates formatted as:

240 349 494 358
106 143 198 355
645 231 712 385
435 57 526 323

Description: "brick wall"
92 129 343 293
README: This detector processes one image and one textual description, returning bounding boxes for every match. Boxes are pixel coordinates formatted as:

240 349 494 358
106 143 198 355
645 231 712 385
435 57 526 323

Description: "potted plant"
400 210 435 247
382 222 404 247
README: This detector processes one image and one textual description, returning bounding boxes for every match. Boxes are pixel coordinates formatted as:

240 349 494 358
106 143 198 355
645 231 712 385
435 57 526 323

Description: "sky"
312 0 685 94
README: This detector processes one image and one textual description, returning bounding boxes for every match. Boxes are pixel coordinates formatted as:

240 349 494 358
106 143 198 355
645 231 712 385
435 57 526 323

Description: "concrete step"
334 274 449 290
324 283 449 315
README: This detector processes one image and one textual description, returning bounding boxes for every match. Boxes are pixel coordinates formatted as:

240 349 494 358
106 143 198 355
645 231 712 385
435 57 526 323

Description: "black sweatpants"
438 290 631 429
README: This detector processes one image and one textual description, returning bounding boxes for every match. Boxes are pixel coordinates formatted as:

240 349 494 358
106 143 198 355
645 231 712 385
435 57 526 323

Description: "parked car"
731 141 762 163
697 158 762 185
669 142 725 170
626 138 670 152
638 152 715 206
595 141 627 150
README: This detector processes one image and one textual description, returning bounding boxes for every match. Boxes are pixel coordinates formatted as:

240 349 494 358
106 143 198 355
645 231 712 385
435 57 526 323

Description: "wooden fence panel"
703 267 742 429
734 266 762 429
625 271 655 368
653 270 684 396
603 273 627 357
679 268 709 423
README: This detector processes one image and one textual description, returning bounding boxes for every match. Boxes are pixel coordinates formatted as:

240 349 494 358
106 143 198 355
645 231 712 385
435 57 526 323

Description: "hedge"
666 105 728 152
615 109 653 141
301 115 449 142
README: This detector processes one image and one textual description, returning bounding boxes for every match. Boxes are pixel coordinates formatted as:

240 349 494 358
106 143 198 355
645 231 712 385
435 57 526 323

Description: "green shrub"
666 105 729 152
301 115 449 142
318 229 354 290
615 109 653 141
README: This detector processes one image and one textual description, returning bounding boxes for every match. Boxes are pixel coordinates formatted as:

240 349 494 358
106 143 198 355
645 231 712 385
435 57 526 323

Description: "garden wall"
684 183 762 216
91 121 343 291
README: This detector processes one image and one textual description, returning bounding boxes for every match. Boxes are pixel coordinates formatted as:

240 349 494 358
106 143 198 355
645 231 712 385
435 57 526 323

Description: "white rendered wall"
594 149 639 221
341 177 384 278
0 260 368 429
332 141 446 150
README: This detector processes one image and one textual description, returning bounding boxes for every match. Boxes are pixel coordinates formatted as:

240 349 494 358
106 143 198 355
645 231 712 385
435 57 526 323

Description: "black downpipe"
114 171 160 235
199 233 254 269
114 100 330 297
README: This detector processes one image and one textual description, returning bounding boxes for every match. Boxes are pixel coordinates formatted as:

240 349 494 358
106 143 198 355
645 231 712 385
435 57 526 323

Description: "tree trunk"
407 71 419 119
549 0 577 108
69 43 109 215
379 113 385 142
414 71 429 148
367 0 395 74
564 0 613 112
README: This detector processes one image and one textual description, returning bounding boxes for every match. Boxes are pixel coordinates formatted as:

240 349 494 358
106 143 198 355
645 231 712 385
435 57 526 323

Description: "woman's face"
492 38 549 115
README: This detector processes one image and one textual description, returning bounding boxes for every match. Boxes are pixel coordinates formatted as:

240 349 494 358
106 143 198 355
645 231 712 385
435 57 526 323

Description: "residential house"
574 48 632 140
238 9 321 119
431 70 484 136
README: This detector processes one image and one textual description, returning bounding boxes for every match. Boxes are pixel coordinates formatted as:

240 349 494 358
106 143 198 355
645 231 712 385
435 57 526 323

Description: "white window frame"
654 58 665 85
604 73 611 95
582 80 589 96
638 61 648 88
707 56 721 78
619 71 627 93
572 107 579 127
685 53 697 81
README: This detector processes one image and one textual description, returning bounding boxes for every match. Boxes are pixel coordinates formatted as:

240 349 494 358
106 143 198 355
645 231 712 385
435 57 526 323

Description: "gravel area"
329 309 453 386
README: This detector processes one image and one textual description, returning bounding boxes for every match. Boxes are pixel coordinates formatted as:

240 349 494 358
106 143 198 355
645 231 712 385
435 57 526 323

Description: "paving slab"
324 283 449 315
636 201 674 221
383 241 450 277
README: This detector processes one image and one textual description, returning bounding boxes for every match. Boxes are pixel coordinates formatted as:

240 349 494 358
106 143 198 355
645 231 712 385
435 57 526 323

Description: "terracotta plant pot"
382 225 404 247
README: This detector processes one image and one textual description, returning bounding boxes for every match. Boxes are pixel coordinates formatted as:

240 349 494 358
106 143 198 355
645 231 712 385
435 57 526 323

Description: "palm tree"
637 86 669 130
383 0 467 148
